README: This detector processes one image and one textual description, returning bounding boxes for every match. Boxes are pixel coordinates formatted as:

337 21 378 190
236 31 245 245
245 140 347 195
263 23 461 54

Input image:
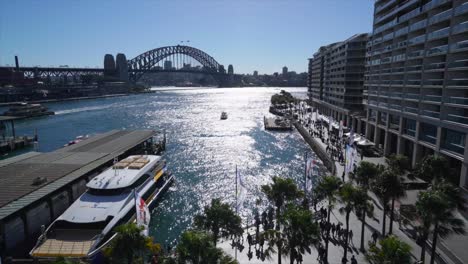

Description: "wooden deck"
31 229 99 258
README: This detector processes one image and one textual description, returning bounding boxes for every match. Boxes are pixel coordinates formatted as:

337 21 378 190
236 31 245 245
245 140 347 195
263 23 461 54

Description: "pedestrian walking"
349 229 353 243
351 255 357 264
372 231 378 244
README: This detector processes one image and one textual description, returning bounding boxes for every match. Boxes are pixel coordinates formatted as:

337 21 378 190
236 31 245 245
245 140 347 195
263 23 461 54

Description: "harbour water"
3 87 325 246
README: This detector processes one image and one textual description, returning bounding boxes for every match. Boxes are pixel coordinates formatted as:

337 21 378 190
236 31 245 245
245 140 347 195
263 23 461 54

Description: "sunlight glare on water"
6 87 326 246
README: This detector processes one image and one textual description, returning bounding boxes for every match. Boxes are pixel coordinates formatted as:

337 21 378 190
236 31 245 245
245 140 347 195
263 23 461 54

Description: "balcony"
425 62 445 70
453 21 468 35
405 106 419 114
446 96 468 105
422 95 442 103
450 40 468 52
455 2 468 16
403 127 416 137
409 19 427 32
448 60 468 69
446 79 468 86
423 0 451 12
407 49 424 59
429 9 452 25
426 45 448 56
424 79 444 86
420 132 437 144
408 35 426 46
421 109 441 119
406 80 421 86
406 65 422 72
447 114 468 125
427 27 450 40
405 93 420 100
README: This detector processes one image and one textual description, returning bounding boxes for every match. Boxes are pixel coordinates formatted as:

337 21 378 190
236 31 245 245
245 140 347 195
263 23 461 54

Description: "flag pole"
235 165 238 261
304 152 307 195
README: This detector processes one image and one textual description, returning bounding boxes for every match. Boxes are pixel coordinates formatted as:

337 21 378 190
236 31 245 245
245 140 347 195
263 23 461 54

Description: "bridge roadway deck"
0 129 156 221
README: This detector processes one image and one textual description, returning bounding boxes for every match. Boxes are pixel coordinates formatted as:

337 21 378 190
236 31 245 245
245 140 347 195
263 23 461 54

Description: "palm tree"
367 235 412 264
413 155 457 184
371 169 397 237
386 155 409 235
176 230 238 264
416 181 466 264
350 161 381 251
194 198 243 246
350 161 383 189
315 175 342 264
353 187 374 252
104 223 150 264
281 204 320 264
338 183 360 261
261 176 304 264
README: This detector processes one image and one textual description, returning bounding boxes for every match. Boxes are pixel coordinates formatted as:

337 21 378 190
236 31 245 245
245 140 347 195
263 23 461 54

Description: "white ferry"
30 155 173 259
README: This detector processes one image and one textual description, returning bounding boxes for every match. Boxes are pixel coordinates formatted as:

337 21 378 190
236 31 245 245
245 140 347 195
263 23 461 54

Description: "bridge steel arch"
127 45 223 82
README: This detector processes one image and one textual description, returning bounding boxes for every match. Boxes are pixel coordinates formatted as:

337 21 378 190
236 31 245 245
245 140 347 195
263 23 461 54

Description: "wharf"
0 129 159 257
263 116 292 131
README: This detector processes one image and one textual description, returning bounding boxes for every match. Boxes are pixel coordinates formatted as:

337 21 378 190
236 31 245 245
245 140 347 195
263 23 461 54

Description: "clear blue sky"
0 0 374 74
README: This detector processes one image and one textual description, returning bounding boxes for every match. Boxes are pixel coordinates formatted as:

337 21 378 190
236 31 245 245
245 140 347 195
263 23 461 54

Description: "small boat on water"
3 102 54 118
220 112 228 120
30 155 174 259
64 135 89 147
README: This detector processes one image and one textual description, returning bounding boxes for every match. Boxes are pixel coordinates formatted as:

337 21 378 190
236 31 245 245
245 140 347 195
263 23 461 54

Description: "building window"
403 118 416 137
419 122 437 145
441 128 466 155
389 114 400 130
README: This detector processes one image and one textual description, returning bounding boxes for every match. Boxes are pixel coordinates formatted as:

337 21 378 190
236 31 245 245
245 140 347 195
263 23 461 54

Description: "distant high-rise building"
164 60 172 70
115 53 128 81
253 70 258 77
282 66 288 75
228 64 234 75
104 54 116 76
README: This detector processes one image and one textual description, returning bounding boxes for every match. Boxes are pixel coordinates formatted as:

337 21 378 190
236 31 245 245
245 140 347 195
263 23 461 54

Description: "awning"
357 139 375 146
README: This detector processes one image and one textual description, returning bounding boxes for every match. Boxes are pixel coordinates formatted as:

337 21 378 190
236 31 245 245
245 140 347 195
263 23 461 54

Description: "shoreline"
0 93 131 106
294 121 337 176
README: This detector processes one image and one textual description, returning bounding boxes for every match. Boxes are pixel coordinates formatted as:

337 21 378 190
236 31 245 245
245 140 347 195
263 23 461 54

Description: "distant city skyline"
0 0 374 74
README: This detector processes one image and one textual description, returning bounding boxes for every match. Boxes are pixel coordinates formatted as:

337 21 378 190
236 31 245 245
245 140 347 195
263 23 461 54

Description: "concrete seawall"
294 122 336 176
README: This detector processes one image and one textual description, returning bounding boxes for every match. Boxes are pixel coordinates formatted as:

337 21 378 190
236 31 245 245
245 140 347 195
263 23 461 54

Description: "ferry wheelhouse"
30 155 173 259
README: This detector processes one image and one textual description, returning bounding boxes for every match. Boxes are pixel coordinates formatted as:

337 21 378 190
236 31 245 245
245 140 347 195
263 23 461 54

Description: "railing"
452 21 468 35
405 107 419 114
429 9 452 25
394 26 408 37
424 79 444 86
403 127 416 137
406 93 420 100
406 65 422 71
409 19 427 32
421 109 441 119
406 80 421 86
455 2 468 16
448 60 468 69
408 35 426 45
447 114 468 125
427 27 450 40
420 133 437 144
407 49 424 58
425 62 445 70
446 79 468 86
446 96 468 105
450 40 468 52
422 0 451 12
422 95 442 102
426 45 448 56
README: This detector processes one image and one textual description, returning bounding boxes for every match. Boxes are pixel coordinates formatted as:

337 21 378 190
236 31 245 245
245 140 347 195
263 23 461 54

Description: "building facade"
359 0 468 189
308 33 369 127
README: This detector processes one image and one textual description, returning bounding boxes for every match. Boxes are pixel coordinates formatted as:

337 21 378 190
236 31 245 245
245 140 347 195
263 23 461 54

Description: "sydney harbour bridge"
0 45 238 87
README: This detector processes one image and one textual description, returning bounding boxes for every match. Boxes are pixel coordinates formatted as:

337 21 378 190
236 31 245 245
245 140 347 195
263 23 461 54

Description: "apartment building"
307 34 369 127
360 0 468 188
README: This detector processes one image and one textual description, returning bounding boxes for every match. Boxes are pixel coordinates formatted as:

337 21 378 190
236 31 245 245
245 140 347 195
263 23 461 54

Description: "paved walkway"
222 107 467 264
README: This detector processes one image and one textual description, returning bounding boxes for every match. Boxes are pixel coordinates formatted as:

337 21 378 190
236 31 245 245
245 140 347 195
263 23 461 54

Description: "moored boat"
30 155 174 259
3 102 54 118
